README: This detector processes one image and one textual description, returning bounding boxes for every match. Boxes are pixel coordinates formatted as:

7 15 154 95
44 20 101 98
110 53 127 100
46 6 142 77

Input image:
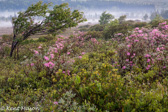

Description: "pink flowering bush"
117 22 168 76
23 31 102 77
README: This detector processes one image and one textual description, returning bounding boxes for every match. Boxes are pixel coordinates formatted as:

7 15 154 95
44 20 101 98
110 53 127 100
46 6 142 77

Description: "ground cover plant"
0 2 168 112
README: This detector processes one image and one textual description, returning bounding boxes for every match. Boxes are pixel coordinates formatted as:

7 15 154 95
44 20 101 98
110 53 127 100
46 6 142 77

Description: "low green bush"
78 24 91 31
87 31 103 39
89 24 105 31
104 24 130 40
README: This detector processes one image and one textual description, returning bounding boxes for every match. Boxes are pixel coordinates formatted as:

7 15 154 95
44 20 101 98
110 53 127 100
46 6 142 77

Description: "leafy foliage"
10 1 86 57
99 11 114 25
103 19 130 39
118 15 127 24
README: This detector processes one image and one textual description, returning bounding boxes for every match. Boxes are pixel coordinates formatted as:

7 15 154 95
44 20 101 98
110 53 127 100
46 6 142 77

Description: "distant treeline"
0 0 155 12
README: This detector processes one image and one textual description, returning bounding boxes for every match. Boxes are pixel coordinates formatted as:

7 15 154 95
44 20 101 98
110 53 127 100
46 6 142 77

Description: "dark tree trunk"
10 41 19 57
10 34 18 57
10 24 42 57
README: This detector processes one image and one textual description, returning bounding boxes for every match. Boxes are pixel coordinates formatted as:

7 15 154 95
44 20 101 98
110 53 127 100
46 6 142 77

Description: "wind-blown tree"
10 1 86 57
99 11 114 25
118 15 126 24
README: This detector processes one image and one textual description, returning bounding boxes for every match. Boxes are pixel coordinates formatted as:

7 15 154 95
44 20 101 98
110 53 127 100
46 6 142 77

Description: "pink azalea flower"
152 29 159 32
60 47 64 50
126 59 129 62
44 63 50 67
38 46 42 49
156 47 160 51
130 64 133 66
44 56 49 61
135 27 139 30
62 71 66 74
144 54 151 58
144 37 148 40
146 67 149 70
34 50 39 54
138 30 143 33
127 52 130 56
160 47 165 50
146 65 151 70
54 101 58 105
67 52 71 55
54 48 58 53
127 45 131 47
31 63 34 66
134 39 139 42
82 52 85 55
163 66 166 69
91 38 98 44
162 21 167 25
59 35 64 38
67 70 70 75
48 61 55 69
147 59 150 63
122 66 126 69
79 56 82 59
50 54 54 59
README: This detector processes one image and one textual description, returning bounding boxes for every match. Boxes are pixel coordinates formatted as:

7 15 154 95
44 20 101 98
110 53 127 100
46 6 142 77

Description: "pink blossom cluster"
28 31 100 76
159 21 168 30
44 61 55 69
62 70 70 75
118 22 168 72
113 33 125 42
91 38 99 44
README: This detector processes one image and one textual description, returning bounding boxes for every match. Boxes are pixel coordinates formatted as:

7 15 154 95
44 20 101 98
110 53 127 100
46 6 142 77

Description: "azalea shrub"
22 32 101 76
104 22 130 39
117 21 168 77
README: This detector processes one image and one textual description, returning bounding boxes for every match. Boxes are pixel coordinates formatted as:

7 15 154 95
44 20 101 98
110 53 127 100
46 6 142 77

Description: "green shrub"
89 24 105 31
104 23 130 40
87 31 103 39
37 37 48 42
78 25 91 31
123 73 168 112
54 91 99 112
133 22 148 28
0 45 11 58
21 39 36 45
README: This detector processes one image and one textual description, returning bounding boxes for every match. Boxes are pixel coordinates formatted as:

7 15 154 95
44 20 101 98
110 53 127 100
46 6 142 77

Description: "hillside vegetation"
0 2 168 112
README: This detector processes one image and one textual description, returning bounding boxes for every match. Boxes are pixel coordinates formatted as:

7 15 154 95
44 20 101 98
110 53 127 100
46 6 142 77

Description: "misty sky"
0 0 167 27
